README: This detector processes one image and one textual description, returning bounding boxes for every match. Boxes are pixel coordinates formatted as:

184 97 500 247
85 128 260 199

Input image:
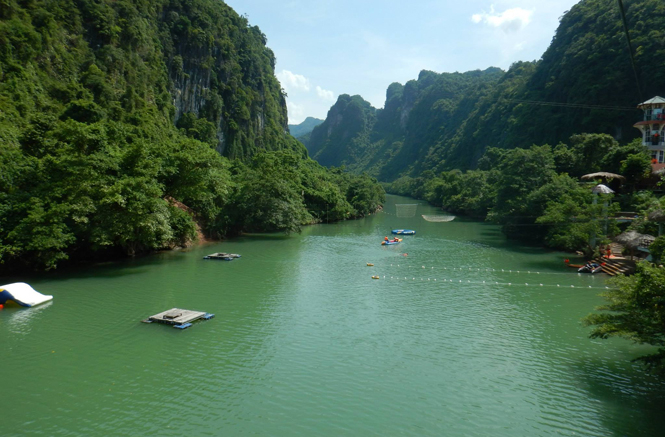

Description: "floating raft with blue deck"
142 308 214 329
392 229 416 235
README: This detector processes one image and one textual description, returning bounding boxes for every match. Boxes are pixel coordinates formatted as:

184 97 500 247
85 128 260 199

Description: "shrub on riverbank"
585 261 665 373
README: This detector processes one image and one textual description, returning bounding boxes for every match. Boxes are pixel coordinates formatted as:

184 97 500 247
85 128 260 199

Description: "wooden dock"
142 308 214 329
589 258 635 276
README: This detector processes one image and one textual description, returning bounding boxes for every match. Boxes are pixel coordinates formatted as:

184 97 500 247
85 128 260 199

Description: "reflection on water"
1 195 664 436
6 301 53 335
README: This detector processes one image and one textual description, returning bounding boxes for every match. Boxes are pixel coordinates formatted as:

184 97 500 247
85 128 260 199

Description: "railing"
645 113 665 121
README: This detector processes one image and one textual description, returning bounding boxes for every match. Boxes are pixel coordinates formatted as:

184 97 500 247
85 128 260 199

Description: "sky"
223 0 582 124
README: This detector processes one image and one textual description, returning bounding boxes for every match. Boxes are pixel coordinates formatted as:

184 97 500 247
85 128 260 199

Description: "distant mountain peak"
288 117 324 139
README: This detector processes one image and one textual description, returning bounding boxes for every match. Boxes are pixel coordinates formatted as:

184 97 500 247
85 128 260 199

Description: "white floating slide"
0 283 53 307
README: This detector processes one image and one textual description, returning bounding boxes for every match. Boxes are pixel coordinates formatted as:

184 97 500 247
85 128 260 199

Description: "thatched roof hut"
581 172 626 182
615 231 655 249
647 209 665 222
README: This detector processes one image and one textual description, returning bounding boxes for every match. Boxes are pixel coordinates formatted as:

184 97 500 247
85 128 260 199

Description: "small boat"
578 263 602 274
392 229 416 235
381 238 402 246
203 252 241 261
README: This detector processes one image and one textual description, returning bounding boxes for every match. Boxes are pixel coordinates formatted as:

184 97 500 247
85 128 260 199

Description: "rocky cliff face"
306 95 377 166
158 1 294 159
305 68 502 178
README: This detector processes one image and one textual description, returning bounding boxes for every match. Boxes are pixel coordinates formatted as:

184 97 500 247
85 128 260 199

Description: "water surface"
2 195 664 436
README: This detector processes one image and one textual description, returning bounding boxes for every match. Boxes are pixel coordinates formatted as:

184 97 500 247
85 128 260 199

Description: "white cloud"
277 70 311 92
471 6 533 33
287 101 305 121
316 86 335 101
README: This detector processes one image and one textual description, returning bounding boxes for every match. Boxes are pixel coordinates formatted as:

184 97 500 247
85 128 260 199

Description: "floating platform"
142 308 214 329
203 252 241 261
392 229 416 235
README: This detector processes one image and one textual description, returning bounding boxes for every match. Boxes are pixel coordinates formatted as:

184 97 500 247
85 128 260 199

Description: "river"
2 195 664 436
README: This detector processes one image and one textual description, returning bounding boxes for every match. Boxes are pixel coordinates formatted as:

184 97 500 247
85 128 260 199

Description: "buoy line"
369 275 612 290
371 264 598 277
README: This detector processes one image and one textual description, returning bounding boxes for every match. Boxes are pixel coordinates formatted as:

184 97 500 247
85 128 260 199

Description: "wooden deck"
589 242 636 276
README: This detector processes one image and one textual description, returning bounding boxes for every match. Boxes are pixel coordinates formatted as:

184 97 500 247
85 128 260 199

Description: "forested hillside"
0 0 384 272
304 69 503 180
304 0 665 179
288 116 323 139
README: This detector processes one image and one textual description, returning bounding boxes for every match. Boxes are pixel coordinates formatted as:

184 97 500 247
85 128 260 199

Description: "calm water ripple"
2 195 665 436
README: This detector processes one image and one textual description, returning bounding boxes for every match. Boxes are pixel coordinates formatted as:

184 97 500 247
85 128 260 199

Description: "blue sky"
223 0 581 124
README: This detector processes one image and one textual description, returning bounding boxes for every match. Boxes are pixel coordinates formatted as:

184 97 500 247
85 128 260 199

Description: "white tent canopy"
592 184 615 194
0 283 53 307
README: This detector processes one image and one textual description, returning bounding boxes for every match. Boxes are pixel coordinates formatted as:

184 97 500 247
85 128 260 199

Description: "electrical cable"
617 0 643 102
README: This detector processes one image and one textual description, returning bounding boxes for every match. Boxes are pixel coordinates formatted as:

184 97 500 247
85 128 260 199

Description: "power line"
617 0 643 102
501 98 637 112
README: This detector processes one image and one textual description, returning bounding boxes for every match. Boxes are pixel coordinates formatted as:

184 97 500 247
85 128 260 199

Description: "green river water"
2 195 665 436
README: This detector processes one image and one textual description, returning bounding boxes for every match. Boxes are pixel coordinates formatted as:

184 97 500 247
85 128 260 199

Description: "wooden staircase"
591 257 635 276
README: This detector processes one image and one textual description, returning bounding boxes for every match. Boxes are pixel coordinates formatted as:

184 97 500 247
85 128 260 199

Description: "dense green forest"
387 133 654 252
0 0 384 272
304 0 665 180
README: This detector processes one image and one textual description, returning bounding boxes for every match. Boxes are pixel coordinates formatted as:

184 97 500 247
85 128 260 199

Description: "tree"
537 186 619 257
648 237 665 264
585 262 665 373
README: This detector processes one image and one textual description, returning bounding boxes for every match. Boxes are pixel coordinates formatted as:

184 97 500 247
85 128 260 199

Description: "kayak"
578 263 603 274
392 229 416 235
382 238 402 245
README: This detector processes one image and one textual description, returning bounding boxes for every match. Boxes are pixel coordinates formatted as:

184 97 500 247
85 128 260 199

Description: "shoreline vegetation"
0 0 385 274
385 133 656 260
